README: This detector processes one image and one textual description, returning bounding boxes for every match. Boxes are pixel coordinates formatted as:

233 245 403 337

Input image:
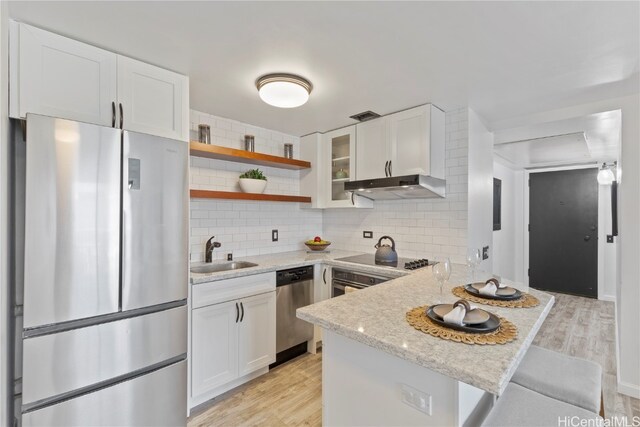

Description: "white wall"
491 93 640 399
467 109 494 272
322 108 469 263
188 110 322 262
0 2 10 425
598 181 617 302
492 160 525 283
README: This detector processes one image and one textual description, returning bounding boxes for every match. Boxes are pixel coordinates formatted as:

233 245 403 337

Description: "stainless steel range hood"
344 175 446 200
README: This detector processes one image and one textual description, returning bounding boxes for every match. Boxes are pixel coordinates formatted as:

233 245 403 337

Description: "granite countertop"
190 249 411 284
297 265 554 396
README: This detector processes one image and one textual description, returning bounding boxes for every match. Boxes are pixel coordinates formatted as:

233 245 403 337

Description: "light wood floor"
532 292 640 420
188 293 639 426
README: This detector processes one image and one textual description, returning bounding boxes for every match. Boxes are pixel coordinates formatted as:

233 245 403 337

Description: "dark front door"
529 168 598 298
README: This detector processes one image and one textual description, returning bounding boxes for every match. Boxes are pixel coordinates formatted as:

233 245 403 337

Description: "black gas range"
335 253 435 271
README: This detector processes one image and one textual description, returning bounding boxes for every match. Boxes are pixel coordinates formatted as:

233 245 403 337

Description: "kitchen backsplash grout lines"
189 108 469 264
189 110 322 261
322 107 469 263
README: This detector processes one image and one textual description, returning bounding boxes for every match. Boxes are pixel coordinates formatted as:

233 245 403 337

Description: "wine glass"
466 248 481 283
442 257 452 282
433 257 451 295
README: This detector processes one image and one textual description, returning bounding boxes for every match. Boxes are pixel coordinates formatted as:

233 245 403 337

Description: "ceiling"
493 110 621 169
8 1 640 136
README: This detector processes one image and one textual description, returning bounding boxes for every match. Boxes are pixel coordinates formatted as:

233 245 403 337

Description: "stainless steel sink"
190 261 258 274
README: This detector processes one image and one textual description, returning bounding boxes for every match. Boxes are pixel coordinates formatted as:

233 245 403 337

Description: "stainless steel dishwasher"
272 265 314 367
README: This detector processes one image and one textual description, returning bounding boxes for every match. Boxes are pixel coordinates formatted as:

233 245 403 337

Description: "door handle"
351 192 355 205
240 302 245 322
111 102 116 128
322 268 327 285
235 302 239 323
119 103 123 129
388 160 392 176
384 161 389 177
584 235 591 242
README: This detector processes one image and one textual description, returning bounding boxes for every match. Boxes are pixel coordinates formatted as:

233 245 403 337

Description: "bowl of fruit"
305 236 331 252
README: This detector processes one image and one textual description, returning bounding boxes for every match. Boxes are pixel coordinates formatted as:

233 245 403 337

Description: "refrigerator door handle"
119 103 123 129
111 102 116 128
240 302 245 322
235 303 239 323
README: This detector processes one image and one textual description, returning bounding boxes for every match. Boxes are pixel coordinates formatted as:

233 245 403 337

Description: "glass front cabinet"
322 126 372 209
300 126 373 209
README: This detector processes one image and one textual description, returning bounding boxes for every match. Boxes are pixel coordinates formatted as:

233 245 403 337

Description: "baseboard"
617 380 640 399
189 366 269 412
598 294 616 302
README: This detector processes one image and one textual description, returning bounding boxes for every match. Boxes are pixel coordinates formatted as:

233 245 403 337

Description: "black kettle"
374 236 398 264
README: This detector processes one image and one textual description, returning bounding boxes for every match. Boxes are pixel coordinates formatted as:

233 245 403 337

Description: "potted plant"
239 168 267 193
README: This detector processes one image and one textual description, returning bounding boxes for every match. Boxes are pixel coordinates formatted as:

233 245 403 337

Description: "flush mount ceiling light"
597 162 616 185
256 73 312 108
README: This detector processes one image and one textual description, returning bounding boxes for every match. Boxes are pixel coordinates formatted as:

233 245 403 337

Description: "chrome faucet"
205 236 222 263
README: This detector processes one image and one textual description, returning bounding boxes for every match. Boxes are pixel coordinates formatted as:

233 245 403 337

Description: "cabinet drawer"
192 272 275 308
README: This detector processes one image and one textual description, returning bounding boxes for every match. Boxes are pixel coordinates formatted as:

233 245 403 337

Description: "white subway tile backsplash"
322 108 469 263
189 109 322 262
189 108 470 264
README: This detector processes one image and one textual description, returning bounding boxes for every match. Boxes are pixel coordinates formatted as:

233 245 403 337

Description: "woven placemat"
406 306 518 345
452 286 540 308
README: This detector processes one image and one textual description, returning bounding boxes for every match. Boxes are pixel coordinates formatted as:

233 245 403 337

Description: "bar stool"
482 383 603 427
510 345 603 415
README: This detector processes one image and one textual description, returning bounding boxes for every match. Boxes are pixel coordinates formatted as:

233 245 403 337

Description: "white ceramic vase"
239 178 267 194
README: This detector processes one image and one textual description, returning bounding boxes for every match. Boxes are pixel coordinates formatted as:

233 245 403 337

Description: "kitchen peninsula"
297 267 554 426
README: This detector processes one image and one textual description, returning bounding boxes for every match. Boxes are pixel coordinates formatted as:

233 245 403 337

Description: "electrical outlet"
363 231 373 239
227 253 233 261
482 246 489 260
272 229 278 242
400 384 432 415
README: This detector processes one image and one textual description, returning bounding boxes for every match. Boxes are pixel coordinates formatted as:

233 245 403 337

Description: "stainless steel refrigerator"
19 114 188 426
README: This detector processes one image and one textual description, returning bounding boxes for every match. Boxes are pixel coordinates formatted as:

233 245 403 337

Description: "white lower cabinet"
191 300 239 397
317 264 332 302
308 264 331 354
189 273 276 409
238 293 276 376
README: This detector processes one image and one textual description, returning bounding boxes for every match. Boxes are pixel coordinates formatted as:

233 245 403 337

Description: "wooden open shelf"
190 141 311 170
190 190 312 203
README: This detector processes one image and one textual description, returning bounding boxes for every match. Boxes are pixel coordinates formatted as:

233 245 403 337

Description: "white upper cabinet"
300 128 373 209
10 21 189 141
324 126 357 208
300 133 326 209
356 117 389 180
353 105 446 181
11 22 117 126
389 104 445 179
117 56 189 141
